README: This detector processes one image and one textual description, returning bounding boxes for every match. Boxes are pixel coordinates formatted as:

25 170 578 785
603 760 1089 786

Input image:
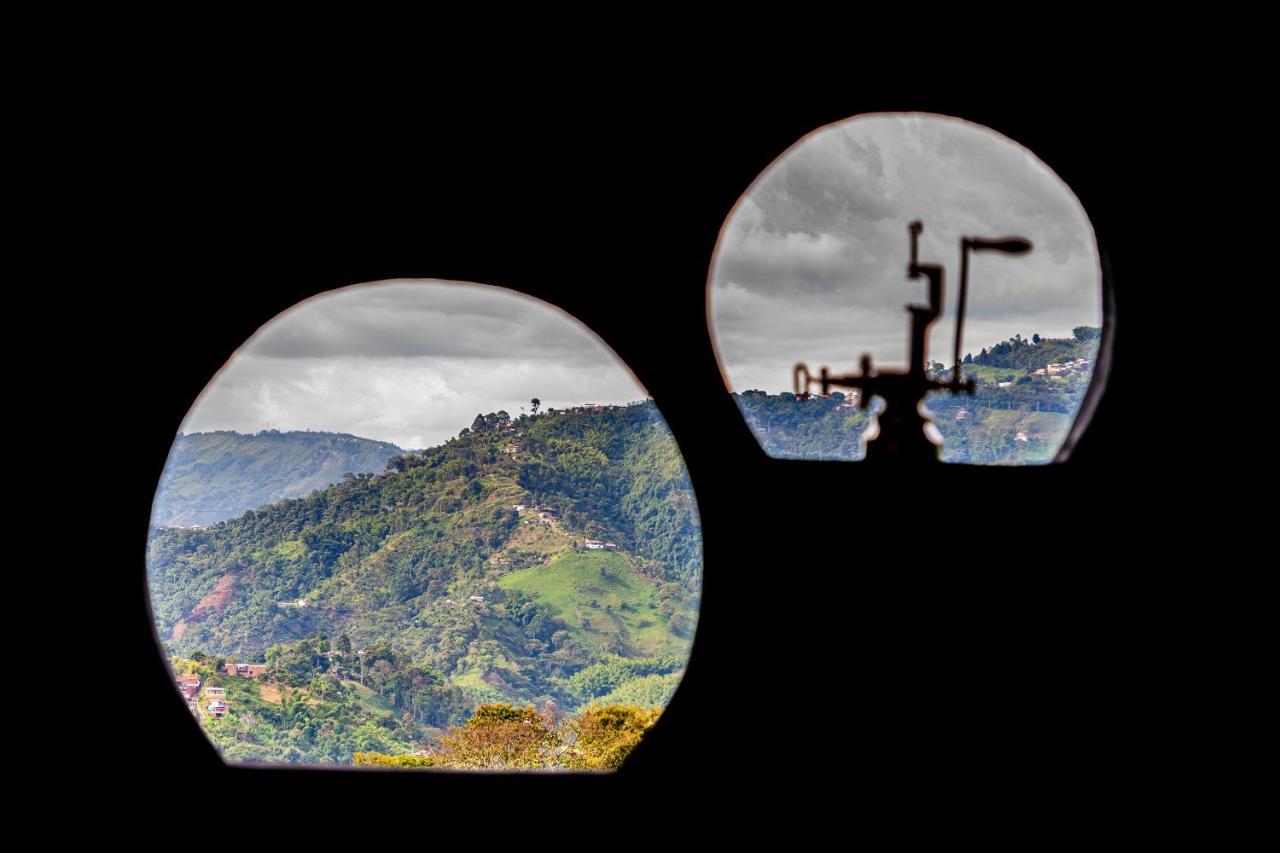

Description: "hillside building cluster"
174 673 235 719
562 403 617 414
1033 357 1091 379
225 663 268 678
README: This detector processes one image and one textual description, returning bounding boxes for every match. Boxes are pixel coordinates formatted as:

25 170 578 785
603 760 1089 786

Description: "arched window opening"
708 113 1107 464
148 280 701 770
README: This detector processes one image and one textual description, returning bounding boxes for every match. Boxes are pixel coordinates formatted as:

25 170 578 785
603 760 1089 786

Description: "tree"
563 705 660 770
1032 333 1041 344
433 703 560 769
668 613 694 638
354 752 434 768
530 398 541 415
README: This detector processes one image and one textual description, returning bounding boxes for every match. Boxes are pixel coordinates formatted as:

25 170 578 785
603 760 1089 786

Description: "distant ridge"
152 430 403 527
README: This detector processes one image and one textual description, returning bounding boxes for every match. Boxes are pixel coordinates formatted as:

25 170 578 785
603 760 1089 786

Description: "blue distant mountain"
152 430 403 527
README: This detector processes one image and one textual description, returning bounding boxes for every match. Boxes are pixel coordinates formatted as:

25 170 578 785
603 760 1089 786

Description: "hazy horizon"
175 399 660 453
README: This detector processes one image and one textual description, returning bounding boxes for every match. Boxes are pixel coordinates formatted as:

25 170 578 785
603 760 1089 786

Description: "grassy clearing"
272 539 307 559
498 550 688 657
975 408 1070 436
959 364 1023 384
340 679 396 717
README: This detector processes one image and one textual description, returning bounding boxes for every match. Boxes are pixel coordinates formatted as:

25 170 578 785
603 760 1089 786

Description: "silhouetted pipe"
795 221 1032 463
953 234 1035 386
967 237 1033 254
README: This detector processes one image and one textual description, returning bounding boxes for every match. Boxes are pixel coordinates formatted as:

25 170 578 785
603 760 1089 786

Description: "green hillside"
153 430 403 527
149 402 700 764
965 326 1100 372
499 550 693 658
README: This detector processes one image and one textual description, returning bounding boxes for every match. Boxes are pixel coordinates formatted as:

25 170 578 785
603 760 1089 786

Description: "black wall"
105 81 1165 821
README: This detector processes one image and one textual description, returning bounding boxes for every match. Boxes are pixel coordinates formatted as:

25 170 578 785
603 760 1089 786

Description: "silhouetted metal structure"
794 221 1032 463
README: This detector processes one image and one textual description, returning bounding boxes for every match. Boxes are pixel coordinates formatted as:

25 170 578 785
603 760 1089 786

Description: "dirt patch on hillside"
259 682 321 706
487 517 572 569
170 620 188 642
191 572 238 618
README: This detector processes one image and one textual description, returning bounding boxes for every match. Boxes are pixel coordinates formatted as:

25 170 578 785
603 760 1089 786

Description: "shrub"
353 752 435 768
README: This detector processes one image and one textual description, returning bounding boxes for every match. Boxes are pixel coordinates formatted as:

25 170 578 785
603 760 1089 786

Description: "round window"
148 280 701 769
708 113 1106 464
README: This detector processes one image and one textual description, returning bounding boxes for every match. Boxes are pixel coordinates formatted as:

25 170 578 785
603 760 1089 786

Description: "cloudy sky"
180 282 648 449
709 113 1102 393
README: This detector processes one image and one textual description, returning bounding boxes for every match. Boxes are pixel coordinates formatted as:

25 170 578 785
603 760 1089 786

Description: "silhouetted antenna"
793 221 1033 463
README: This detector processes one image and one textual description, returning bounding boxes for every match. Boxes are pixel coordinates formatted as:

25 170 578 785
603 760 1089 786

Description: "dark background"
99 77 1167 819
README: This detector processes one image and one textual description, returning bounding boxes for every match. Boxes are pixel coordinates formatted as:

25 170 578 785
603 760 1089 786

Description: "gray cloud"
181 281 647 449
248 282 616 367
710 114 1102 391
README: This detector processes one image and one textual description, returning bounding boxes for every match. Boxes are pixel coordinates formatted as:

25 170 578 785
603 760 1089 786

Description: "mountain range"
152 430 404 527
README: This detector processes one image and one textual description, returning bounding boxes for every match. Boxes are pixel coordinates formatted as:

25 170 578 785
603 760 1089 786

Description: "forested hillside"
736 327 1101 464
152 430 403 527
149 402 701 764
